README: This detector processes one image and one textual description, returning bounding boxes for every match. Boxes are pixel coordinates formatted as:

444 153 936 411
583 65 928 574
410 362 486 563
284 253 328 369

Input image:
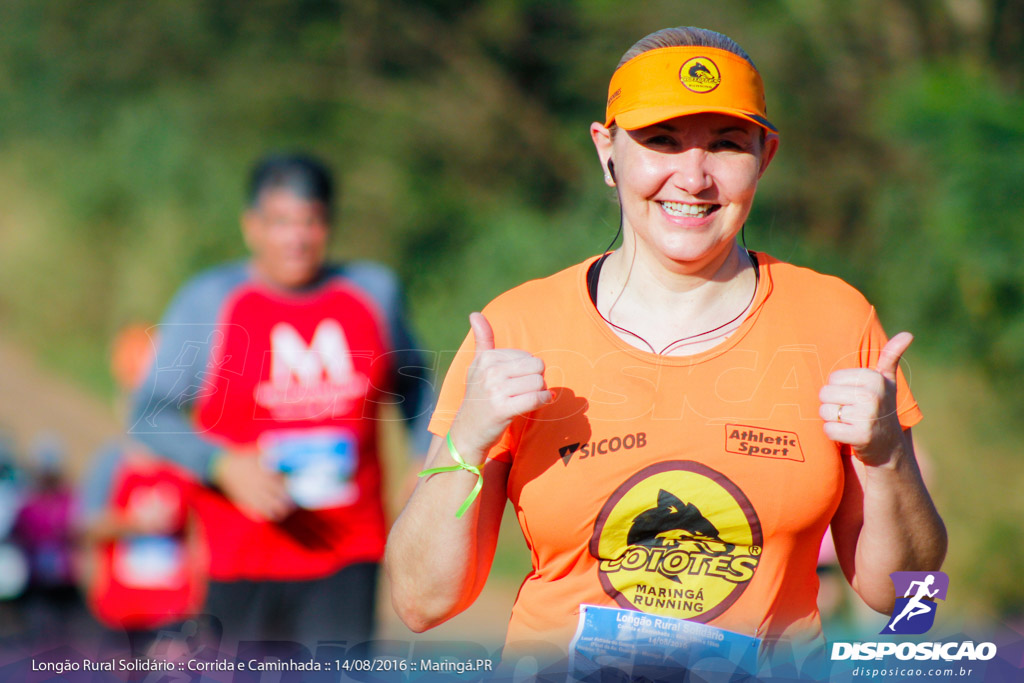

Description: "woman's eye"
712 139 745 151
644 135 676 147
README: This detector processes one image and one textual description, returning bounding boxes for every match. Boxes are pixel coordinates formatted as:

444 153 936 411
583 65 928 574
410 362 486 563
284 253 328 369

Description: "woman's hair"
247 153 336 217
616 27 755 70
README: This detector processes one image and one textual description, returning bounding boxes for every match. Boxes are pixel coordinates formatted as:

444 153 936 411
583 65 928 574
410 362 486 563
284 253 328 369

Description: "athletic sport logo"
679 57 721 93
882 571 949 635
590 462 761 622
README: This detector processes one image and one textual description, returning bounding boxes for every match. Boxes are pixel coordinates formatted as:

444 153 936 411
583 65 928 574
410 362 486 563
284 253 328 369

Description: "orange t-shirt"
428 253 921 653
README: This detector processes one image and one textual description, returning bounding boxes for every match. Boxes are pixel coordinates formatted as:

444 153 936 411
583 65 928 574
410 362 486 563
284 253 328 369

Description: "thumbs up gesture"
450 312 553 460
818 332 914 466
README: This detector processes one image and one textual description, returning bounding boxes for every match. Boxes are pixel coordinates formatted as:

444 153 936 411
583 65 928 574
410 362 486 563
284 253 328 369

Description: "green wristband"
418 433 484 518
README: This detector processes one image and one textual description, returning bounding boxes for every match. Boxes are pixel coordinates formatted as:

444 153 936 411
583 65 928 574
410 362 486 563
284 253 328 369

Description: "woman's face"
592 113 777 273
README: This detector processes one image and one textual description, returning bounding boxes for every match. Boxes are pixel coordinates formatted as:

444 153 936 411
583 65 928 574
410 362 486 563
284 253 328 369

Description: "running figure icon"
881 570 949 635
887 574 939 631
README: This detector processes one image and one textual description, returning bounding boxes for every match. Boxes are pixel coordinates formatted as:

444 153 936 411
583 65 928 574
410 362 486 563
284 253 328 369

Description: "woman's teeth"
660 201 714 218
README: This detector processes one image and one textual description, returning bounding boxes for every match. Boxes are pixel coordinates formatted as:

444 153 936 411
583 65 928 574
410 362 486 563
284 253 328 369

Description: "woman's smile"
658 200 719 220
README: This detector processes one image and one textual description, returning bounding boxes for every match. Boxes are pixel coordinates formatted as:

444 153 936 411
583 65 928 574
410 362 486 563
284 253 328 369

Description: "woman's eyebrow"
646 123 752 136
714 126 751 135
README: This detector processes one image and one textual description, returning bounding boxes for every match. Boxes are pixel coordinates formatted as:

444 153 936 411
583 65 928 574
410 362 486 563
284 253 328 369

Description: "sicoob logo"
882 571 949 635
679 57 721 93
590 462 762 622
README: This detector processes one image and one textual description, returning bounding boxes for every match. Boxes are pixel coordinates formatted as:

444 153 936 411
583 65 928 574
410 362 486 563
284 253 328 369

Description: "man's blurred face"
243 188 330 289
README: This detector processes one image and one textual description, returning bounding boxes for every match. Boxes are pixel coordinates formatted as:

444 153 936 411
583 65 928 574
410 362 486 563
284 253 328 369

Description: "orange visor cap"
605 46 777 134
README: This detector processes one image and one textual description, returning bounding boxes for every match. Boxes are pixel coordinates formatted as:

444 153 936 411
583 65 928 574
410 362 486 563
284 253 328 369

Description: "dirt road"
0 337 119 479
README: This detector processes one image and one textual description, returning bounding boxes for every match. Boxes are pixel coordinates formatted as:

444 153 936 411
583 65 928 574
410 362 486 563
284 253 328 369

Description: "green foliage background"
0 0 1022 622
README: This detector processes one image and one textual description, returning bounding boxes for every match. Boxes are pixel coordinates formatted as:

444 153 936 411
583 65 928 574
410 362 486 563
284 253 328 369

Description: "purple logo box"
882 571 949 635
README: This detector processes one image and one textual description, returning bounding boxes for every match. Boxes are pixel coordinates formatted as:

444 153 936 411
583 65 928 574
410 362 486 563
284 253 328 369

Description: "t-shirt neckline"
576 251 773 367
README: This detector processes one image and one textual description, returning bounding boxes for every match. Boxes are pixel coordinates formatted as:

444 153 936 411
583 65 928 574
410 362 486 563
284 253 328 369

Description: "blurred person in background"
12 432 89 643
0 431 25 540
78 445 207 656
77 324 208 656
0 430 29 635
387 26 946 675
130 153 433 647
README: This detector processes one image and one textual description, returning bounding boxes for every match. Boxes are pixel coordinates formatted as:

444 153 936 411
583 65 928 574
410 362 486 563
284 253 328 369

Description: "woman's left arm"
819 332 947 614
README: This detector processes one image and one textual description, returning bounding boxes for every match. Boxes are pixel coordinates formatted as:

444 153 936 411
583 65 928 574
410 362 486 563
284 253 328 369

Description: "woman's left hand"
818 332 914 467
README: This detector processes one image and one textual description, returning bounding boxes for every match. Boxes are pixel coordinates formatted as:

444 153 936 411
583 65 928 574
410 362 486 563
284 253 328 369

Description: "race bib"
259 427 358 510
112 536 186 589
569 605 761 681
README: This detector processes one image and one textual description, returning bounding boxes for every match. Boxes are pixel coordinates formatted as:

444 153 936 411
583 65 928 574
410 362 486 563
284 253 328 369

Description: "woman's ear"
590 122 616 187
758 133 779 178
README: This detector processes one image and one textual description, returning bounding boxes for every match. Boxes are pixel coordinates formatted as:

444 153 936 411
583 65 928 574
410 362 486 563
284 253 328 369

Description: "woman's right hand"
449 312 553 460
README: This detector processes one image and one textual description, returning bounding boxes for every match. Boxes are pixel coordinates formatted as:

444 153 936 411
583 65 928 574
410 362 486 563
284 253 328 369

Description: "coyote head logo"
626 489 734 555
688 62 714 81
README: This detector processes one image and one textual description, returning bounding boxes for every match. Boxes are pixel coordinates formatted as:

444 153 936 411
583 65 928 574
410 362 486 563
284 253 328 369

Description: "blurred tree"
0 0 1021 379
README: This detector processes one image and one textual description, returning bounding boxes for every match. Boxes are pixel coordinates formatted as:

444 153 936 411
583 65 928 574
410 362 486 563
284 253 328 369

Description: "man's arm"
128 268 243 481
128 266 293 520
75 443 124 542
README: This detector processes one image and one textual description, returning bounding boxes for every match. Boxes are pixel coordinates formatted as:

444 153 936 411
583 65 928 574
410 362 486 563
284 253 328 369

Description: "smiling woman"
386 26 946 677
588 111 774 355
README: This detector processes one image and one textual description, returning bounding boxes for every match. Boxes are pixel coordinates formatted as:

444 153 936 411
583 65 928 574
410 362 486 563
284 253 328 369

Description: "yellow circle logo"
679 57 722 93
590 462 762 622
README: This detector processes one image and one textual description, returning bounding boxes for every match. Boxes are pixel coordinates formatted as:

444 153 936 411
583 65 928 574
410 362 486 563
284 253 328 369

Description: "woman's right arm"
385 434 510 632
385 313 552 632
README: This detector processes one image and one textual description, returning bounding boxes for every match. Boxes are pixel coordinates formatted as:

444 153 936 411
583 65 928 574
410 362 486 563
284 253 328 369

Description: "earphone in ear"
607 160 616 182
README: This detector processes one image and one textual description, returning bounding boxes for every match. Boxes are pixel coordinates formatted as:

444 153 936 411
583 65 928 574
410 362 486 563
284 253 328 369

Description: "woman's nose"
672 148 713 195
